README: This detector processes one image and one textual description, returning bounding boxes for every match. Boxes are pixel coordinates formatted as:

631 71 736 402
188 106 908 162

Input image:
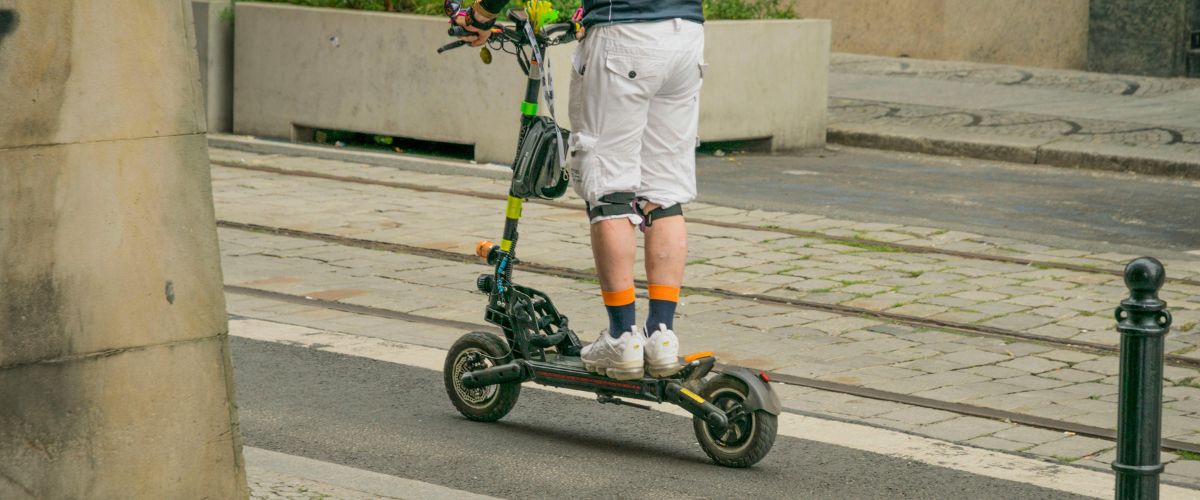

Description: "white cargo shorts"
567 18 705 224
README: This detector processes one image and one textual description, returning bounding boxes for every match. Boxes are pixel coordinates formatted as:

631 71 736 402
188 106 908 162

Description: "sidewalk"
246 446 497 499
827 53 1200 178
208 143 1200 489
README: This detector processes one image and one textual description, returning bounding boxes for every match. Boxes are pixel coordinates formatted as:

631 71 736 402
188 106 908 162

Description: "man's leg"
643 205 686 333
636 19 703 377
591 217 638 336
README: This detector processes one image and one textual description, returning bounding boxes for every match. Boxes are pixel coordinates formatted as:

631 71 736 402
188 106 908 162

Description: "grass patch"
1176 450 1200 461
838 239 902 253
837 279 872 286
687 258 711 266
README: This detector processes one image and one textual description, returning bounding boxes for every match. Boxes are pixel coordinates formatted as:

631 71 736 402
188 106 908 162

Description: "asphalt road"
696 148 1200 258
234 337 1085 499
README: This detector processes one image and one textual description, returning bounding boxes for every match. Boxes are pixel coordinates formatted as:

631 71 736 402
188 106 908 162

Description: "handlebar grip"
437 40 468 53
448 25 470 37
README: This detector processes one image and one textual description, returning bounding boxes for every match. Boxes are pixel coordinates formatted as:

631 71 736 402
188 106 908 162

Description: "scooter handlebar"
438 39 469 53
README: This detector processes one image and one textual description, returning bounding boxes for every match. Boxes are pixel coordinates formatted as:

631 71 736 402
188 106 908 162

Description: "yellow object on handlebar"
523 0 558 33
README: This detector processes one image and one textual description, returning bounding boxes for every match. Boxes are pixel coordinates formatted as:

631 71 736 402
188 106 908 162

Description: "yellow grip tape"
505 196 524 219
679 388 705 404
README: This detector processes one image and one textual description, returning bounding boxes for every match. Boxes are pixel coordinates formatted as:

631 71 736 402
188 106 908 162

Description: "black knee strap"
586 192 637 219
641 203 683 227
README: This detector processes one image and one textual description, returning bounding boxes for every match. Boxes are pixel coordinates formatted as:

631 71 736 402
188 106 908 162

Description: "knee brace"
586 192 637 222
637 199 684 228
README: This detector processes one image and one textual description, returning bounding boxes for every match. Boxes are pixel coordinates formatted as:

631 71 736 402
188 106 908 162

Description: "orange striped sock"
601 287 636 338
646 284 679 333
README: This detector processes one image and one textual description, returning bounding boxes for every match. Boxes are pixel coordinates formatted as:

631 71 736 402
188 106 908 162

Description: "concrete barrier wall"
0 1 245 497
233 3 830 164
790 0 1090 70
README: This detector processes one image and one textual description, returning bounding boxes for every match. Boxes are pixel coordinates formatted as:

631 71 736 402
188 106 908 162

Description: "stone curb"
207 135 512 180
827 125 1200 180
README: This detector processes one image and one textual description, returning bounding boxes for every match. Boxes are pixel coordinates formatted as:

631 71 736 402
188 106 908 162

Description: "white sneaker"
645 324 682 377
581 327 645 381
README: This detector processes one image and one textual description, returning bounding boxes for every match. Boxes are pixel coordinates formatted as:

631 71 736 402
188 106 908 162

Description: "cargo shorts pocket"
567 132 598 200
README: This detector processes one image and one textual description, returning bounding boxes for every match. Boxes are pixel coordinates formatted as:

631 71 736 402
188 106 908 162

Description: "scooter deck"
524 353 713 405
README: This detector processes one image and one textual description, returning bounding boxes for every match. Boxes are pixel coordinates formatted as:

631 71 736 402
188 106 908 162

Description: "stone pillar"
0 1 246 498
1088 0 1197 77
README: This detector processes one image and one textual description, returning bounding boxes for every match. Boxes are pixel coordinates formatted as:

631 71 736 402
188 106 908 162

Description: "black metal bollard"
1113 257 1172 500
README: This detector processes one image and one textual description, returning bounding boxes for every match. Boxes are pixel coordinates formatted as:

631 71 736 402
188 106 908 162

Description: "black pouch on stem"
511 116 570 200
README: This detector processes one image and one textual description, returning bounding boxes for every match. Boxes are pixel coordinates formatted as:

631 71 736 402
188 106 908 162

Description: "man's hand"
455 8 494 47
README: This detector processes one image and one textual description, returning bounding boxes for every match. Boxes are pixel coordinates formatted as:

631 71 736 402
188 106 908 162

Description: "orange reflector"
759 371 771 383
683 351 714 363
475 240 494 259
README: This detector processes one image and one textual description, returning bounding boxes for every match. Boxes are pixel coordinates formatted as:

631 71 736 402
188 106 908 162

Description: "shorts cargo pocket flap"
604 53 661 80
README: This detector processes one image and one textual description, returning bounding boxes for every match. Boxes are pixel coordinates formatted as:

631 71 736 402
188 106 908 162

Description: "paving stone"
1028 307 1080 320
997 356 1069 374
920 295 979 308
1005 295 1064 307
896 358 969 374
978 342 1055 357
913 381 1025 403
1073 357 1121 376
1057 314 1115 331
1027 323 1084 338
865 323 917 336
964 436 1031 453
962 365 1028 379
734 314 810 331
953 290 1010 302
937 349 1011 367
992 426 1072 445
903 330 967 343
874 371 989 394
885 303 950 318
849 337 922 354
1024 436 1113 460
1166 458 1200 478
1037 349 1100 364
842 295 910 310
876 406 960 426
967 302 1032 318
1041 368 1106 383
916 416 1014 442
804 316 882 334
1002 375 1074 391
981 313 1054 331
1163 365 1200 383
1058 382 1118 398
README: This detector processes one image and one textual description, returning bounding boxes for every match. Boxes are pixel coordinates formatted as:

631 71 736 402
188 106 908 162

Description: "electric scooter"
437 2 780 467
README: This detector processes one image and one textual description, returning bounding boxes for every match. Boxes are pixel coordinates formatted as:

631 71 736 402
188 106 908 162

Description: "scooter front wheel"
444 331 521 422
693 375 777 467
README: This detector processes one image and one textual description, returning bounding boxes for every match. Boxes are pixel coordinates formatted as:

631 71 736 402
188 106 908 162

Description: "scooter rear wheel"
693 375 777 467
444 331 521 422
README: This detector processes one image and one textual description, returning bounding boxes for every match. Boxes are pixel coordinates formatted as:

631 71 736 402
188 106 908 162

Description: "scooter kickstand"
597 393 652 411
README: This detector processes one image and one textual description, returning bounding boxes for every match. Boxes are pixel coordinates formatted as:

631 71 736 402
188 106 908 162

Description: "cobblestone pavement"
832 54 1200 98
210 147 1200 487
828 54 1200 174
